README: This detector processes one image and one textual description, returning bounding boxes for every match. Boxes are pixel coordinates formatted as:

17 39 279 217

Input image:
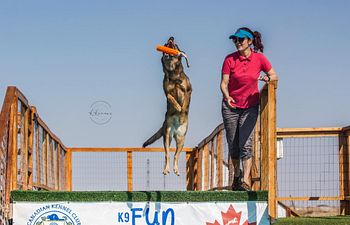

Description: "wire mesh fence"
132 152 186 191
276 132 349 216
71 150 188 191
72 152 127 191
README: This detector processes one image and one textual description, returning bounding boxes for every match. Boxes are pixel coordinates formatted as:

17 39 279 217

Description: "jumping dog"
143 37 192 176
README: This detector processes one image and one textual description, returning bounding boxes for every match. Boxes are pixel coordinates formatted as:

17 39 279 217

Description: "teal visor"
229 29 254 40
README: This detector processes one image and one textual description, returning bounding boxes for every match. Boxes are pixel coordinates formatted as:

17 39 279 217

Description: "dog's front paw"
173 104 182 112
167 94 182 112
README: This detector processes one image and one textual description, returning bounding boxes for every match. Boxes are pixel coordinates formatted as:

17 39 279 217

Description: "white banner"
13 201 269 225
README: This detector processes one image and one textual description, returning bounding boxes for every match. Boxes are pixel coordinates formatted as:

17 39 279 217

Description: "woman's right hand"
226 96 236 108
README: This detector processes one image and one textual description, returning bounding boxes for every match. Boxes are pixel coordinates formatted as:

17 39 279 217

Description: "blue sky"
1 0 350 148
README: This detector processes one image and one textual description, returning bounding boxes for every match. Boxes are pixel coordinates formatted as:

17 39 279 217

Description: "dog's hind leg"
173 133 185 176
163 126 171 175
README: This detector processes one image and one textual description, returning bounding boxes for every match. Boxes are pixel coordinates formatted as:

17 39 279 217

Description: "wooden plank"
216 131 223 188
36 119 40 187
54 142 58 190
0 87 17 211
277 127 341 138
268 81 277 219
41 131 46 187
260 84 269 191
193 148 199 190
69 147 193 153
277 134 339 138
277 201 300 217
277 127 342 133
210 141 215 189
5 92 16 206
277 196 342 201
27 108 34 190
186 152 194 190
197 148 203 191
46 133 50 189
127 151 133 191
57 144 61 191
65 149 72 191
203 144 209 190
340 134 350 215
11 100 18 191
31 106 41 187
22 106 29 190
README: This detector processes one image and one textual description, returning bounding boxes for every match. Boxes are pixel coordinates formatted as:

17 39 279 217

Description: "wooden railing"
0 87 69 222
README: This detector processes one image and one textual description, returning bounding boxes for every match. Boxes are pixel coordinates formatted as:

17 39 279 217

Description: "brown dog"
143 37 192 176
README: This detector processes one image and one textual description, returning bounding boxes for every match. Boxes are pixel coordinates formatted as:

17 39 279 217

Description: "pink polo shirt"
222 50 272 108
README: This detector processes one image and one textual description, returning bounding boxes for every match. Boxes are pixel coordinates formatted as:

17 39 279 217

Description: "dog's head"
161 37 189 72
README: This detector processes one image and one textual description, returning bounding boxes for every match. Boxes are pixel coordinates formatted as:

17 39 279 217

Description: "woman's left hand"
258 75 269 82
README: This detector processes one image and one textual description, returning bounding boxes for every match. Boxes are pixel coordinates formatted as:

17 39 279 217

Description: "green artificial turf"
11 190 268 202
274 216 350 225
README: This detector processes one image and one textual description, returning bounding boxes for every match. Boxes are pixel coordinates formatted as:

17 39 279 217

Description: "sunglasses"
232 37 246 44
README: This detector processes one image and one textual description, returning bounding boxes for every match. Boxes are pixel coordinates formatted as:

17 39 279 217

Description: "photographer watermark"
89 101 112 125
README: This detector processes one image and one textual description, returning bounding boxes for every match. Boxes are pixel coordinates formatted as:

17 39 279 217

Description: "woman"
221 27 278 191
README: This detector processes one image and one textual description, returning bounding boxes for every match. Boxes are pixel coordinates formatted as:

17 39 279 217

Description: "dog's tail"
142 126 163 148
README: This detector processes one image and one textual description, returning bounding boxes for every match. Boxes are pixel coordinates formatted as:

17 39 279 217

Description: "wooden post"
186 151 194 190
203 144 209 190
2 87 16 219
193 148 199 190
35 120 41 188
22 107 29 190
127 151 133 191
260 81 277 218
260 86 269 190
210 141 215 189
27 108 34 190
340 132 350 215
57 144 61 190
65 148 72 191
268 81 277 219
6 97 16 206
11 100 18 191
196 148 203 191
216 130 223 188
46 133 50 188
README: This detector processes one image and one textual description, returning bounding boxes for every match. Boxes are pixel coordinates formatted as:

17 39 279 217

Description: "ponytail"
239 27 264 53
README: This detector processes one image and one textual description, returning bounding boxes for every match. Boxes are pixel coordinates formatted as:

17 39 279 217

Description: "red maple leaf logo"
206 205 257 225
